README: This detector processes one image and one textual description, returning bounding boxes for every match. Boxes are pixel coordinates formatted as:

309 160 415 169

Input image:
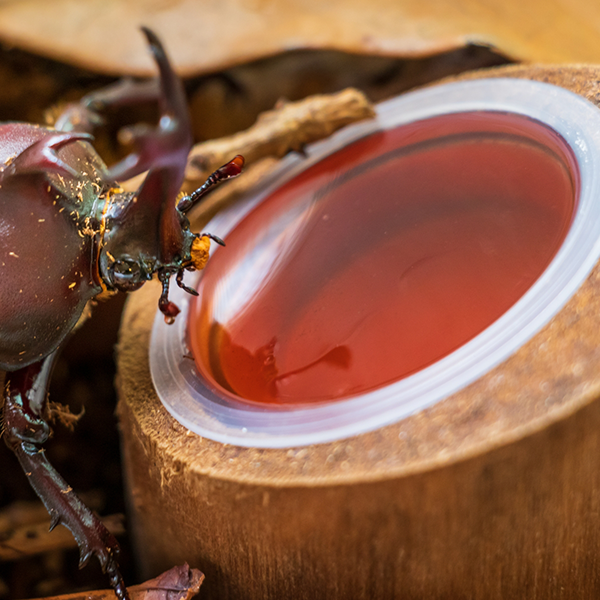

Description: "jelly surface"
188 111 578 406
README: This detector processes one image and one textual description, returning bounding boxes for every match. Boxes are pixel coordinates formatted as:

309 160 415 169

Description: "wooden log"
116 65 600 599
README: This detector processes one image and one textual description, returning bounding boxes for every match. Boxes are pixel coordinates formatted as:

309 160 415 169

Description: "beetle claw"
48 512 62 532
78 548 93 569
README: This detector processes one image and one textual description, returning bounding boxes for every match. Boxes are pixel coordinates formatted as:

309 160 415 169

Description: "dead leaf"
27 564 204 600
133 564 204 600
0 0 598 76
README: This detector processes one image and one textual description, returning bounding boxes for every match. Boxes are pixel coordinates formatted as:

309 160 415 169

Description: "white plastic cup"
150 78 600 448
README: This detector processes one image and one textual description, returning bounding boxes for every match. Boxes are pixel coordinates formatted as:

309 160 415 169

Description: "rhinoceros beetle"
0 28 243 599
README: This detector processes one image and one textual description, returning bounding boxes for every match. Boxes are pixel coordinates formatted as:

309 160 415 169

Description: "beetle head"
97 156 239 323
97 182 206 321
95 28 241 323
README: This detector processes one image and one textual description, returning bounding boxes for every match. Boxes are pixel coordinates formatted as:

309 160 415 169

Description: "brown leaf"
133 564 204 600
0 513 125 561
0 1 598 76
27 564 204 600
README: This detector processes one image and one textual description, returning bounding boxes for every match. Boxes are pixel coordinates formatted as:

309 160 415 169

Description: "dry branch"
186 87 375 184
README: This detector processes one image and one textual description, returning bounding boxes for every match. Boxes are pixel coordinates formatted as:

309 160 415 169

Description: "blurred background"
2 0 600 596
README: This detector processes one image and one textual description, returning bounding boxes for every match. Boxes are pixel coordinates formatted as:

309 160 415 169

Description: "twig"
186 87 375 184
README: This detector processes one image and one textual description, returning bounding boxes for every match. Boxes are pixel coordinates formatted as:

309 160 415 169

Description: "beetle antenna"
177 155 245 213
200 232 225 246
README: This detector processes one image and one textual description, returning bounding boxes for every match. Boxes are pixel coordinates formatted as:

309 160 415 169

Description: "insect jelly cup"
151 78 600 449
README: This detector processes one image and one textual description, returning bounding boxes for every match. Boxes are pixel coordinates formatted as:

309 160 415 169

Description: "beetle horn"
103 165 185 267
106 27 192 185
106 26 192 265
138 166 187 265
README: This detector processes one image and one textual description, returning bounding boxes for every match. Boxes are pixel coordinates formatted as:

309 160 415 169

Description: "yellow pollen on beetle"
95 187 122 293
190 236 211 270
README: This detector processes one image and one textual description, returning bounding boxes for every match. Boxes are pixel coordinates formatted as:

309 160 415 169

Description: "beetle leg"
175 268 199 296
2 353 130 600
158 268 181 324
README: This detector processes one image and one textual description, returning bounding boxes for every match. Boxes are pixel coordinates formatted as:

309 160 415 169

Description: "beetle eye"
110 259 145 291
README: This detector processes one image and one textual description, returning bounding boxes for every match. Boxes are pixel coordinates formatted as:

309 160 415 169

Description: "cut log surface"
117 66 600 599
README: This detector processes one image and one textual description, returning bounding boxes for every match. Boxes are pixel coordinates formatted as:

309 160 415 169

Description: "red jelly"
188 112 578 406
